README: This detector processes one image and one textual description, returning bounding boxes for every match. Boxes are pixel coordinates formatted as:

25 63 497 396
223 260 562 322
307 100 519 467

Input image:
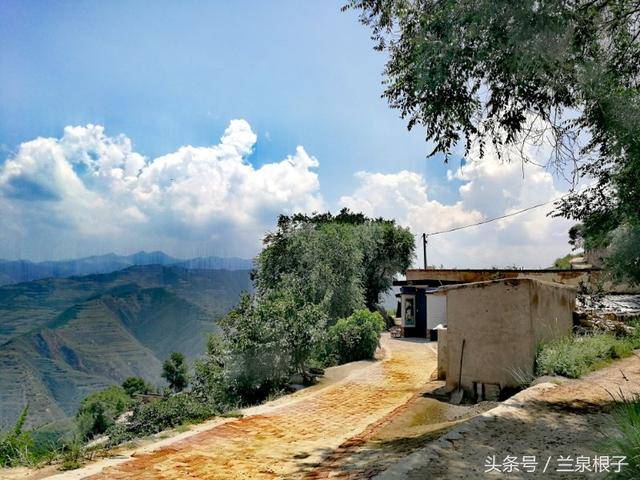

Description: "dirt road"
45 334 435 480
375 354 640 479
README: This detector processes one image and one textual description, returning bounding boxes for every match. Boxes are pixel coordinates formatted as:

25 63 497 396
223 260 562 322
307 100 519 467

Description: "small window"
404 297 415 327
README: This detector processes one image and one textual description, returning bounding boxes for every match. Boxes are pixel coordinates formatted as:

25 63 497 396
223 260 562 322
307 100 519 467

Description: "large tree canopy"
198 210 413 403
253 209 415 315
346 0 640 283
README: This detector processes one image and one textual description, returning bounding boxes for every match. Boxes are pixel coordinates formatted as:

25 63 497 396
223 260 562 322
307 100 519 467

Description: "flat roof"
394 268 599 287
404 268 599 273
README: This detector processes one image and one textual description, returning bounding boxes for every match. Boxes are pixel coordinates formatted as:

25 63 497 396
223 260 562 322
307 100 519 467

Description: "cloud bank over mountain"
0 120 324 259
0 119 573 266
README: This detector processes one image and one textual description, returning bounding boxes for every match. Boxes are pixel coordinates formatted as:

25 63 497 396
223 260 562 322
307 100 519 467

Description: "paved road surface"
54 334 434 479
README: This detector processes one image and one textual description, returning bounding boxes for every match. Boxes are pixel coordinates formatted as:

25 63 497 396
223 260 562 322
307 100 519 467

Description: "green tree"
254 209 414 316
218 281 328 402
255 217 364 321
161 352 189 393
191 334 229 407
121 377 153 397
75 386 131 440
219 293 290 402
346 0 640 284
358 221 414 309
266 279 329 380
606 225 640 285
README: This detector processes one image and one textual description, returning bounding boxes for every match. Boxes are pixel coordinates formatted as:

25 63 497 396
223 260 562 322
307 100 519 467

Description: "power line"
425 197 561 237
420 193 569 269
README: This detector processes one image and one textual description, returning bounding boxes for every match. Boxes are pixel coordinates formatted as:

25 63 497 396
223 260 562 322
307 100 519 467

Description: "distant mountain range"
0 265 252 428
0 251 253 286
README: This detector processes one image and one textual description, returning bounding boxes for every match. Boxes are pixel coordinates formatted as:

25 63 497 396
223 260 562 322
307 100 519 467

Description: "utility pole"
422 233 428 269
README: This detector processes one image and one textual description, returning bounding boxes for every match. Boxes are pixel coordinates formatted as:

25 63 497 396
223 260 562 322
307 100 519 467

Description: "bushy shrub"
107 394 217 446
328 310 385 364
536 332 637 379
219 284 328 404
218 294 292 404
58 439 86 471
121 377 153 397
0 407 75 468
76 386 132 441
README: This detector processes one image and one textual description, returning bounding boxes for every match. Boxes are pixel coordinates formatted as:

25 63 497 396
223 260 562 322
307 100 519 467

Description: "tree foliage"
190 334 230 407
162 352 189 393
606 224 640 285
189 210 410 406
75 386 132 440
345 0 640 283
254 209 414 315
121 377 153 397
217 281 328 402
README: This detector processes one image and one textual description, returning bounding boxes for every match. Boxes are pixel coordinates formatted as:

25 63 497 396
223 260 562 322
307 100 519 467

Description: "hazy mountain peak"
0 252 253 286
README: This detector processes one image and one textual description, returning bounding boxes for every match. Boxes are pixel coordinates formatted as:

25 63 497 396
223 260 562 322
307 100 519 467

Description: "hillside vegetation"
0 265 251 428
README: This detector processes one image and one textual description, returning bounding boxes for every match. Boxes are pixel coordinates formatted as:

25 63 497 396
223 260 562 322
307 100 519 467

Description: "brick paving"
87 335 434 480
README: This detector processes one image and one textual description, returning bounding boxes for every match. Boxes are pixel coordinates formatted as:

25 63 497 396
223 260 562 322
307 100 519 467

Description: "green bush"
0 407 76 468
76 386 133 441
536 332 637 379
219 285 328 404
191 335 234 408
122 377 153 397
58 439 86 471
328 310 385 364
107 394 217 446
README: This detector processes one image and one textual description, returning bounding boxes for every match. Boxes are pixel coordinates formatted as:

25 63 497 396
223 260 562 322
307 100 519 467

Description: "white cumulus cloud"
0 118 576 267
0 120 324 259
341 146 574 268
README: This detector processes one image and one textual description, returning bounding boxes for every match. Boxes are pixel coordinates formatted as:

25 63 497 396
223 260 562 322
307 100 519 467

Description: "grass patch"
605 395 640 479
220 410 244 418
536 330 640 379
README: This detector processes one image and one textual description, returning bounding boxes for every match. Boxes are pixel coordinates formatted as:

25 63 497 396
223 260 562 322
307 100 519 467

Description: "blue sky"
0 0 457 203
0 1 574 266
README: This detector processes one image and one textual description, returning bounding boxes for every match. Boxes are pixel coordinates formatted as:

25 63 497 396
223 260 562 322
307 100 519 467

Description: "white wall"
427 294 447 330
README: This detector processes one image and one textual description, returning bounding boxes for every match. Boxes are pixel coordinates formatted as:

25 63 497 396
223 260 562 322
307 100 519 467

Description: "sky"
0 0 576 267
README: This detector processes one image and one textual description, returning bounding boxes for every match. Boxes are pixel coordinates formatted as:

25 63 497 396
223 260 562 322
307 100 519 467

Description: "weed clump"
536 329 640 379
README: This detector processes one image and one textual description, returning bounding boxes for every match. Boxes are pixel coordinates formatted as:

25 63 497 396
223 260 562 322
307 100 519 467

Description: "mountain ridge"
0 251 253 286
0 265 252 428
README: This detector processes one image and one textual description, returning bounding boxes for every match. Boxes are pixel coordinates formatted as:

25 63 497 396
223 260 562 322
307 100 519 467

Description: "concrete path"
49 334 435 480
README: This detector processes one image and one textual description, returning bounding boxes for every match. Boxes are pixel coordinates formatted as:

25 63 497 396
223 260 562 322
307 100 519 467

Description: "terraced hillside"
0 266 251 428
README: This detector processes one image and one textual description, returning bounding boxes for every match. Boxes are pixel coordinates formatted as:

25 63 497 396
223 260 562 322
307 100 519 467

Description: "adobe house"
393 268 597 339
393 269 581 397
436 278 576 396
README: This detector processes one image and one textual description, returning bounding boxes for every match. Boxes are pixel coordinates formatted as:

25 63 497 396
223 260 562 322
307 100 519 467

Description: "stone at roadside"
531 375 568 386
